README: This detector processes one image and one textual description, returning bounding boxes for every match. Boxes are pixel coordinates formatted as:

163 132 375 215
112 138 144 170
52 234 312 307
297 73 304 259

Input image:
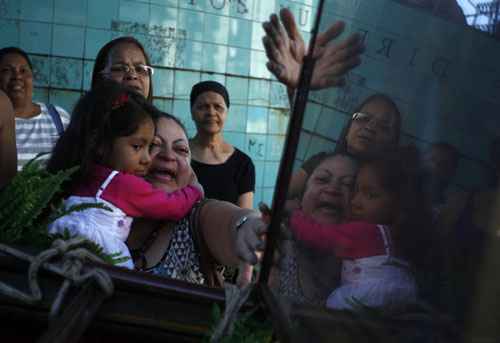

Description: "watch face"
235 216 248 230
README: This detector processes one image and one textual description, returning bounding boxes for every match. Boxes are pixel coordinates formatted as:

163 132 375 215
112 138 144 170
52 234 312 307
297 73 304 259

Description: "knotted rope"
0 237 114 319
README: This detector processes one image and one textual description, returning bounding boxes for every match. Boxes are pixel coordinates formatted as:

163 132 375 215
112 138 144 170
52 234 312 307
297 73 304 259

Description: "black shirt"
191 148 255 205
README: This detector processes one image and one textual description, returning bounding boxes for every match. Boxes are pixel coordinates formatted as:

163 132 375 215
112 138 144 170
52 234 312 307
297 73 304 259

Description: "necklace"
130 222 163 271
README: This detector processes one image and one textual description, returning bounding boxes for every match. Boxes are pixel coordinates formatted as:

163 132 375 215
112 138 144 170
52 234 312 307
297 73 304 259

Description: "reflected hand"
262 8 364 90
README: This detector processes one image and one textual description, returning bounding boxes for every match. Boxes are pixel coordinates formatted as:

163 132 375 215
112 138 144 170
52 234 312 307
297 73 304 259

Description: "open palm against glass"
262 8 364 90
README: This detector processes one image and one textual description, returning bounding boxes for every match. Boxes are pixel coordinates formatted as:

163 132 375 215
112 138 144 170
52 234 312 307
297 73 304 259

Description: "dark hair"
0 47 33 70
302 152 358 197
361 145 433 269
157 111 188 137
190 80 230 108
47 80 160 191
334 93 402 158
91 36 154 102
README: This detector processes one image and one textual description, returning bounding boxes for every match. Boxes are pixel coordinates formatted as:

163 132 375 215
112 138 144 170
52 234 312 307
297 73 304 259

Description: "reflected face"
350 166 395 224
301 155 357 225
147 118 192 193
0 53 33 106
191 91 228 135
346 99 398 158
105 118 155 176
103 43 151 98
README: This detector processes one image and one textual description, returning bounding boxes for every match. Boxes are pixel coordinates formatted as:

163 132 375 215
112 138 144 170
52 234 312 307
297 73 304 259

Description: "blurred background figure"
189 81 255 209
422 142 460 211
0 47 69 170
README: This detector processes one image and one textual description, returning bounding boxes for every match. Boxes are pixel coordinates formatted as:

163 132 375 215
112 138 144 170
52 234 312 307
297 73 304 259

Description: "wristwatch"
234 215 249 232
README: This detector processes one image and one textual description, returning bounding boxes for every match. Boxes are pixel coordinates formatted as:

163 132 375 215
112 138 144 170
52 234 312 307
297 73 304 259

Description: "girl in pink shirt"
47 81 203 269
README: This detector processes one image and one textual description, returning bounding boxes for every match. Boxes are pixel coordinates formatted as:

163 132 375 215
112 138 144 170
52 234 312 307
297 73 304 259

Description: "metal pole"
258 0 327 285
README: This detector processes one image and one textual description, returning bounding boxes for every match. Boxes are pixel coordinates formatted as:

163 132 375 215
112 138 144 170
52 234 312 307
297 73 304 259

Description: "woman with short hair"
189 81 256 209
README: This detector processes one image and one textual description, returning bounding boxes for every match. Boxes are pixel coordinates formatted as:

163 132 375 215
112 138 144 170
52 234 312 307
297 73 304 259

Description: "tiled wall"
2 0 495 207
0 0 319 207
293 0 500 191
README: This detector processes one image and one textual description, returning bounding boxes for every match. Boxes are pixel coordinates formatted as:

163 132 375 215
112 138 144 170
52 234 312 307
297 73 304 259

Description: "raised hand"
262 8 364 90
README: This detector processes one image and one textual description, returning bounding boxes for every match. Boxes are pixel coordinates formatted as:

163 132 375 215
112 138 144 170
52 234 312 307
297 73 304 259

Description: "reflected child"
290 147 432 310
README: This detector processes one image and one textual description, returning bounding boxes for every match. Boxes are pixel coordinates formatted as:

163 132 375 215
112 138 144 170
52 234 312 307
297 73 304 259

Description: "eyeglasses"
352 112 393 132
101 63 154 77
0 66 33 77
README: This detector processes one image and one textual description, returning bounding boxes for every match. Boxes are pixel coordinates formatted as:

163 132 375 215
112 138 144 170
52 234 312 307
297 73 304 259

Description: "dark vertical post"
258 0 327 285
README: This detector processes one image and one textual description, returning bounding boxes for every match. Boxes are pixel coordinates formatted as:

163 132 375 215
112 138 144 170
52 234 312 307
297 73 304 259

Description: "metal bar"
258 0 327 284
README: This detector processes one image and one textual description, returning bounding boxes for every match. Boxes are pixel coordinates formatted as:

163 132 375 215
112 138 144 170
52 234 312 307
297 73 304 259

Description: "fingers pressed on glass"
280 8 301 41
265 62 282 78
262 36 281 61
316 21 346 47
334 33 364 52
326 45 363 65
266 16 287 50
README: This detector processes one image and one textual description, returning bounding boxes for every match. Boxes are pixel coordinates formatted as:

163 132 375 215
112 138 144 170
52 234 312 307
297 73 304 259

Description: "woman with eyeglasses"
0 47 71 170
288 94 401 198
91 36 154 102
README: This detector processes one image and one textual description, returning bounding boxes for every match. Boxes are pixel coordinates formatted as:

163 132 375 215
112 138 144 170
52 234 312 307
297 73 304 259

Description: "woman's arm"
237 191 253 209
102 171 202 220
0 91 16 188
198 200 266 266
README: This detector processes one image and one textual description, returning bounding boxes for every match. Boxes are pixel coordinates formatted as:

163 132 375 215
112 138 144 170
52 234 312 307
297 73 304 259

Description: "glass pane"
264 0 500 340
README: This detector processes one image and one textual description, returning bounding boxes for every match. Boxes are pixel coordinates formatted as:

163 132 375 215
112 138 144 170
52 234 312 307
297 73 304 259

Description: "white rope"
0 237 114 319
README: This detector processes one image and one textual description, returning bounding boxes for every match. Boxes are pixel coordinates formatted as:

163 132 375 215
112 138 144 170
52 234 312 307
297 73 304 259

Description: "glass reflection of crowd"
0 0 498 335
263 5 500 332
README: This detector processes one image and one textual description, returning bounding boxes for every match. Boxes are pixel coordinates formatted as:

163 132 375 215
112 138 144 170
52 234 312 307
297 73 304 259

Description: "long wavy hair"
362 145 433 270
47 80 161 193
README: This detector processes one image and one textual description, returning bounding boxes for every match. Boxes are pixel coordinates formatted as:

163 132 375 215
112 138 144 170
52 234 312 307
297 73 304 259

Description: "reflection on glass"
263 0 500 341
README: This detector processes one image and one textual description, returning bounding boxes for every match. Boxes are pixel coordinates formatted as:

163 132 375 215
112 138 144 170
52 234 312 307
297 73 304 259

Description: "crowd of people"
0 1 498 332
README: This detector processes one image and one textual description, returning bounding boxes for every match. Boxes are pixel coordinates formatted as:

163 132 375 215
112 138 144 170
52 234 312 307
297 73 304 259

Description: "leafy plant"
205 303 274 343
0 159 125 264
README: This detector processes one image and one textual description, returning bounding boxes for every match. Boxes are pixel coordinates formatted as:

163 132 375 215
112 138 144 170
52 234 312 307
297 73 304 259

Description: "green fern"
0 159 125 265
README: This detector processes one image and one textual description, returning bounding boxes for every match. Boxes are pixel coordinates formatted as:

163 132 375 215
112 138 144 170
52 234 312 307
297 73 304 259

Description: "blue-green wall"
0 0 319 207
